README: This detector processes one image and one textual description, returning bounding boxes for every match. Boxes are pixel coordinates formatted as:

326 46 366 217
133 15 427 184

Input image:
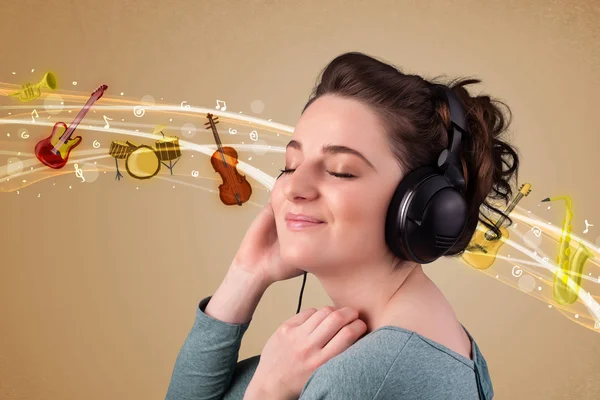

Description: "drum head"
125 145 160 179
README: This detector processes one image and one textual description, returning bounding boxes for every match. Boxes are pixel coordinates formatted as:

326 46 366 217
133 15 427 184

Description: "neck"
313 255 423 335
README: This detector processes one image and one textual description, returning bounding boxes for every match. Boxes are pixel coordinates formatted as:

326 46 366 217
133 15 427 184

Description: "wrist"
228 262 273 289
243 381 269 400
203 267 270 325
245 379 294 400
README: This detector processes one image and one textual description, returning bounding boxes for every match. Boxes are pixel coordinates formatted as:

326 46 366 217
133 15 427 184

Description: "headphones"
295 84 469 314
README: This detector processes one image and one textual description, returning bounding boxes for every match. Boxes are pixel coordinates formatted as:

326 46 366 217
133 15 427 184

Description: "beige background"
1 0 600 399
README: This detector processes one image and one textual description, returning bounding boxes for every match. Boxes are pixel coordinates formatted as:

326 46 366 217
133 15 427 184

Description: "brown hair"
301 52 520 258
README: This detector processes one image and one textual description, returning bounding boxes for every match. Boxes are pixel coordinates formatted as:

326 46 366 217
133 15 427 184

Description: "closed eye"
277 168 356 179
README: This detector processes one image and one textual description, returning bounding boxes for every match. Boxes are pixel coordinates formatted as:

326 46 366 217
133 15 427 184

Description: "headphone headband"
432 85 468 194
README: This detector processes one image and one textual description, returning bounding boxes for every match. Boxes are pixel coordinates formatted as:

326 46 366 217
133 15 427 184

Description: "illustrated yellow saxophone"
541 196 595 305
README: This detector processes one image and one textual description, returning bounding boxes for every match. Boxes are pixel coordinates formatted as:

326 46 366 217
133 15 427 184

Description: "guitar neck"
494 192 523 228
61 95 100 141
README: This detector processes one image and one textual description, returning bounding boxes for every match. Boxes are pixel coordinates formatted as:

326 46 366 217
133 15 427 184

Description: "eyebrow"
285 139 376 170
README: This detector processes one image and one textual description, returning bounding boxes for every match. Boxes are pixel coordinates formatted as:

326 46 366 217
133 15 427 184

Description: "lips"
284 212 324 223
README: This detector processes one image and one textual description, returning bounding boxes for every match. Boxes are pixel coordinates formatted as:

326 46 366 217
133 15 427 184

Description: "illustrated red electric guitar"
35 84 108 169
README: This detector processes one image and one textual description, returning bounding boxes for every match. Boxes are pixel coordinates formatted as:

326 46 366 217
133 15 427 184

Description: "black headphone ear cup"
404 185 468 262
385 166 468 263
385 166 438 260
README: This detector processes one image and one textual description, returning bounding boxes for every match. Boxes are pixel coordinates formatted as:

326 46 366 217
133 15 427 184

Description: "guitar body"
210 146 252 206
462 183 532 270
462 225 509 269
35 122 82 169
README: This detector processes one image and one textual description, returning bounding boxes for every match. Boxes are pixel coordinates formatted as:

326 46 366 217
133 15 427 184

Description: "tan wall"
1 1 599 399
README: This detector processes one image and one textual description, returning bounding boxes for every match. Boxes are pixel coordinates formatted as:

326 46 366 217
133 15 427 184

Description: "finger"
320 319 367 361
300 306 337 334
255 201 277 240
307 308 360 348
262 200 274 217
246 201 276 239
284 307 318 327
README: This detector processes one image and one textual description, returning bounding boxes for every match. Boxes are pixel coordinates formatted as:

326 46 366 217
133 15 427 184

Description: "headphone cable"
296 271 308 314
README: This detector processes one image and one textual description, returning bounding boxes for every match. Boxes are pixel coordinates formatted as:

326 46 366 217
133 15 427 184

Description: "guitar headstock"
518 183 532 196
91 84 108 100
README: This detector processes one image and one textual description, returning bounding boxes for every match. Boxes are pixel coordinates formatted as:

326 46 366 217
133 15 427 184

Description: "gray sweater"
165 295 494 399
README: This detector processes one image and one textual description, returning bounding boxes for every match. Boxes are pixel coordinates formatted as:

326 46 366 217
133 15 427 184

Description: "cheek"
328 185 389 224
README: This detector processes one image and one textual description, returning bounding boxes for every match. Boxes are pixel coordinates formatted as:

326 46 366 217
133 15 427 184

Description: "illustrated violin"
205 113 252 206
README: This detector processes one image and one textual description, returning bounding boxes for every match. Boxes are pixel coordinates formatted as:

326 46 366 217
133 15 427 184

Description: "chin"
280 241 325 269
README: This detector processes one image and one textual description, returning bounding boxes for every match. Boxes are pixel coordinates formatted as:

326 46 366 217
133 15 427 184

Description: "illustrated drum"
125 145 161 179
109 141 134 159
155 136 181 161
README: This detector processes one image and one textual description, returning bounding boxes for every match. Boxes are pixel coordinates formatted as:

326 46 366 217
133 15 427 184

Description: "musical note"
74 163 85 182
93 140 101 149
249 130 259 141
31 109 39 123
191 170 199 177
229 128 237 135
583 219 593 234
133 106 145 117
181 101 191 110
511 266 523 277
103 115 113 129
215 100 227 111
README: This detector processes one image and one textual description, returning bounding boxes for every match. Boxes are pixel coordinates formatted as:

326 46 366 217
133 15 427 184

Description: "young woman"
166 51 519 400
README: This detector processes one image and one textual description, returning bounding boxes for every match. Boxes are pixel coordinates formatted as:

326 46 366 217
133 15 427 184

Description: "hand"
248 306 368 399
231 199 306 286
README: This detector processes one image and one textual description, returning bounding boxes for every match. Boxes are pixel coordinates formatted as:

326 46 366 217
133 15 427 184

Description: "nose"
281 165 319 202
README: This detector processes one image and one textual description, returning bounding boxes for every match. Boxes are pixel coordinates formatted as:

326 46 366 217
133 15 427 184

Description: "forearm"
165 268 270 400
204 266 271 325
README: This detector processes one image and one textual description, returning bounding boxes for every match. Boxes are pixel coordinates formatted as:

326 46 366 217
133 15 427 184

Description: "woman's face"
271 94 404 274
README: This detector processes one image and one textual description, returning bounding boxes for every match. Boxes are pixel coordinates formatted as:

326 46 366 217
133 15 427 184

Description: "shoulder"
299 328 413 399
299 328 479 400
